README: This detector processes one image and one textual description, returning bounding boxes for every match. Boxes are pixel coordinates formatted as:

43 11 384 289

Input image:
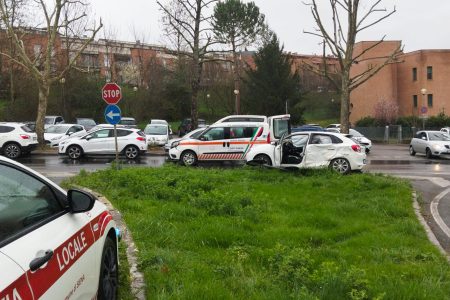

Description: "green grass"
65 166 450 299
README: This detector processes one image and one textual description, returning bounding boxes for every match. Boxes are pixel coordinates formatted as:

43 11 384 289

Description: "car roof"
209 121 267 128
121 117 136 120
145 123 168 127
0 122 24 126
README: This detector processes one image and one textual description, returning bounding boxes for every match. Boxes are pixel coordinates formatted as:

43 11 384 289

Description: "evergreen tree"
243 36 303 124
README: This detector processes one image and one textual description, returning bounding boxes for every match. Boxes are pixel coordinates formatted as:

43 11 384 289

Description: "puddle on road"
369 160 450 165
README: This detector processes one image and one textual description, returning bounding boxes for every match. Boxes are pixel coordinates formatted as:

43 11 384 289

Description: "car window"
201 127 226 141
90 129 111 139
56 117 63 123
291 134 309 147
428 132 450 141
230 127 258 139
0 126 14 133
310 134 332 145
420 132 427 140
116 129 132 137
330 135 343 144
273 118 290 139
0 164 64 243
190 130 204 139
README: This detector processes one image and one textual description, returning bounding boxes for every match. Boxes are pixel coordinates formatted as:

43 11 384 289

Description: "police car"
169 114 290 166
0 155 119 299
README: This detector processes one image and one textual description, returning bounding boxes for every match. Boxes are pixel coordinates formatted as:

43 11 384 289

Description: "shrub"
355 116 377 127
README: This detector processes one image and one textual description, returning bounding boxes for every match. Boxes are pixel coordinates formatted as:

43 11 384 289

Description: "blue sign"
104 105 122 125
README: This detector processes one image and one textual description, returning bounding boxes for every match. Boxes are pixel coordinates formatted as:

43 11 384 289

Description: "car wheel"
124 145 139 159
254 154 272 166
98 237 118 300
3 142 22 159
409 146 416 156
330 158 351 174
67 145 82 159
180 150 198 166
426 148 433 159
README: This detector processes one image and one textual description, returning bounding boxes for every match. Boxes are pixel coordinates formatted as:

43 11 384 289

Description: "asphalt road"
16 144 450 254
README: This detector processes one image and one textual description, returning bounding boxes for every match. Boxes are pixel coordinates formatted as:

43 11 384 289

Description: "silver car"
409 131 450 158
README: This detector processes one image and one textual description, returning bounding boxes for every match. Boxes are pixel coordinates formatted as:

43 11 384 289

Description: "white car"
165 127 206 152
144 124 169 146
410 131 450 158
0 155 118 299
59 127 147 159
150 119 172 134
44 124 86 147
246 131 366 174
118 117 137 128
0 122 38 159
44 115 65 129
327 128 372 153
169 115 290 166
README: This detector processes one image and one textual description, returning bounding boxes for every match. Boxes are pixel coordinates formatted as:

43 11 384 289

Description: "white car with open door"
0 155 119 299
169 114 290 166
246 131 366 174
58 126 147 159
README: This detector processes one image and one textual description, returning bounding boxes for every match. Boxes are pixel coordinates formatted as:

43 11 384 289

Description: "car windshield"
151 120 167 125
145 125 167 135
77 119 96 126
45 125 69 134
44 118 54 124
428 132 450 141
349 129 363 137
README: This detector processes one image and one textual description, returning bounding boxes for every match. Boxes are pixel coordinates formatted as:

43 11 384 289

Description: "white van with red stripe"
0 156 119 299
169 114 290 166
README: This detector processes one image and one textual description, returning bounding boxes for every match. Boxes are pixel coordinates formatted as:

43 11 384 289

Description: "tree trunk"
36 83 50 145
340 74 350 134
190 60 201 130
232 43 241 114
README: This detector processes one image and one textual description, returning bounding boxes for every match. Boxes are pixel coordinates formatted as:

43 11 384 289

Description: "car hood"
44 133 64 140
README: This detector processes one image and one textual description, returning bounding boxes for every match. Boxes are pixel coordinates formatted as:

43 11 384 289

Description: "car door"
0 252 34 299
304 134 338 168
278 133 309 167
83 129 114 154
414 132 428 153
197 126 229 160
268 114 291 141
229 126 262 160
0 162 98 299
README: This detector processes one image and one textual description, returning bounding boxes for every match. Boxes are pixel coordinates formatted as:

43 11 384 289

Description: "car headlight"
432 144 443 151
171 141 180 148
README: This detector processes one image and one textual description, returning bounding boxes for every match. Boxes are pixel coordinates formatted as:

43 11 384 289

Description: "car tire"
124 145 139 160
98 237 118 300
330 158 351 174
3 142 22 159
254 154 272 166
67 145 83 159
180 150 198 166
409 146 416 156
426 148 433 159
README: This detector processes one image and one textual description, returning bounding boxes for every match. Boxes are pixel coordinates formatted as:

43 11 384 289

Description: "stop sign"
102 83 122 105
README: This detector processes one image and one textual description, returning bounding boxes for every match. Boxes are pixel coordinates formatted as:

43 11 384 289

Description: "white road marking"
430 188 450 240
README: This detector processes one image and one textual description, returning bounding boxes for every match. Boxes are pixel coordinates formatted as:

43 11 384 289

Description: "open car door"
268 114 290 142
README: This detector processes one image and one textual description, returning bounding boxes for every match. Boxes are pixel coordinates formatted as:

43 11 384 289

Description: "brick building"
350 41 450 124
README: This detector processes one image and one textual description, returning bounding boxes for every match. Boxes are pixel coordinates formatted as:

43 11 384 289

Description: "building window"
428 94 433 107
427 66 433 80
412 68 417 81
413 95 418 108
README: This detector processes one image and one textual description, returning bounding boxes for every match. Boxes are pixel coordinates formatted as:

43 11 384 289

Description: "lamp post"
421 88 427 129
60 78 66 119
233 89 239 114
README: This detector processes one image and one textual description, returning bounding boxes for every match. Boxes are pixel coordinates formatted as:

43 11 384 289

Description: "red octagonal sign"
102 83 122 105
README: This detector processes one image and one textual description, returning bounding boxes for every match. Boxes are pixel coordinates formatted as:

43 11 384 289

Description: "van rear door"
269 114 291 141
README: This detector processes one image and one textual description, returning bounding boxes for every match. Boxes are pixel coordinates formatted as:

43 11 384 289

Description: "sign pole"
114 124 119 169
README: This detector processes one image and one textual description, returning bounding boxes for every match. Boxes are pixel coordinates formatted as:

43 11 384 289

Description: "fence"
354 126 421 144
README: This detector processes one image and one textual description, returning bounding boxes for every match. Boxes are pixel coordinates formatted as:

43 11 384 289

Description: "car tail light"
267 132 271 143
351 144 361 152
20 134 30 139
136 136 146 142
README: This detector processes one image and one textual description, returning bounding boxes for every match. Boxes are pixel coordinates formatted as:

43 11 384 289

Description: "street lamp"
421 88 427 129
60 78 66 119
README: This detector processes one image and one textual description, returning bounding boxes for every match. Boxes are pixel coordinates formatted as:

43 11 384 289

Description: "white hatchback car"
246 131 367 174
0 156 118 299
144 124 169 146
0 122 38 159
44 124 86 147
59 127 147 159
410 130 450 158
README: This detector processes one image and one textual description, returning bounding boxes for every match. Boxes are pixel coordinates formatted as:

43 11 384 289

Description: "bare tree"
0 0 102 144
157 0 218 129
304 0 402 133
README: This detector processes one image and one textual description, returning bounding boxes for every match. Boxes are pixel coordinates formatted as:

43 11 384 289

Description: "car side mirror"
421 136 427 140
67 189 95 213
85 135 92 141
67 132 73 136
200 137 206 141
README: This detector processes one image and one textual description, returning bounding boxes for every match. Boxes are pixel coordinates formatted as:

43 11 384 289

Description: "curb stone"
413 191 450 262
78 186 146 300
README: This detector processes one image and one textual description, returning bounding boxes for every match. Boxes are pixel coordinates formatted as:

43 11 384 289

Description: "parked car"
44 115 65 129
326 123 341 128
246 131 366 174
0 122 38 159
0 155 119 299
292 125 325 132
58 126 147 159
150 119 172 134
144 124 170 146
169 115 290 166
44 124 86 147
75 118 97 131
165 127 206 152
119 117 137 128
178 118 207 136
410 130 450 158
327 128 372 153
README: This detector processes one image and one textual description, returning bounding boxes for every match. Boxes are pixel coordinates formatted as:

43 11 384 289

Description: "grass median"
66 166 450 299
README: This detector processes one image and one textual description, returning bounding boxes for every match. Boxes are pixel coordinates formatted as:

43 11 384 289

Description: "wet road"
17 144 450 253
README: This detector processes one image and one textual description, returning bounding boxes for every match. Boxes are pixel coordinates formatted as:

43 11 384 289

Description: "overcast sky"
90 0 450 55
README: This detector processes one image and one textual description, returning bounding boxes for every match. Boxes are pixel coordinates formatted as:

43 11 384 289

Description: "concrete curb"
412 191 450 261
78 186 146 300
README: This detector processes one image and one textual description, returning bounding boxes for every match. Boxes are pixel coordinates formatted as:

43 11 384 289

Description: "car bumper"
168 148 182 160
22 143 38 152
